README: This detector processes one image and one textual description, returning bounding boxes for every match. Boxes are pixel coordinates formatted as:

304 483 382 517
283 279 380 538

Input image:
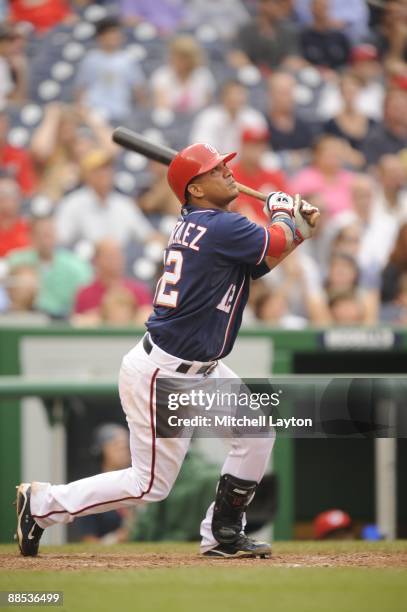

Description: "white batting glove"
264 191 295 220
294 197 319 241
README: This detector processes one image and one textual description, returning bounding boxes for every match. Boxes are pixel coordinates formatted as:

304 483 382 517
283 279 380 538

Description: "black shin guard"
211 474 258 544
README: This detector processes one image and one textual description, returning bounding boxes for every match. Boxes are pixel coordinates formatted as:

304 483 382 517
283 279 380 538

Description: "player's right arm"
263 226 297 271
212 193 318 272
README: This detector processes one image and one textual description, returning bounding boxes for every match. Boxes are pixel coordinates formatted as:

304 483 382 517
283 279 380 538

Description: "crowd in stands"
0 0 406 328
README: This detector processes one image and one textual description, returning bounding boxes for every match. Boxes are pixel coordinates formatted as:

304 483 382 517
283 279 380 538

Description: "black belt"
143 334 217 375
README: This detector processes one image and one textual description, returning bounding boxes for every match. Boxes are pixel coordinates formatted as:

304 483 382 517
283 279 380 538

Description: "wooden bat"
112 127 319 227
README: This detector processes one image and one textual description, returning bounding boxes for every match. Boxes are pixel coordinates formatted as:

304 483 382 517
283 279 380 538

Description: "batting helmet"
167 143 237 203
313 509 352 539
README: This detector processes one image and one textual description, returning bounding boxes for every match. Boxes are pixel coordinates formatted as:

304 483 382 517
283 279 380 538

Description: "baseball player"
16 143 318 559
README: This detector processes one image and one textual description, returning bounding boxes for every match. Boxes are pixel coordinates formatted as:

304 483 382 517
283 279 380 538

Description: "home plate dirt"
2 550 407 571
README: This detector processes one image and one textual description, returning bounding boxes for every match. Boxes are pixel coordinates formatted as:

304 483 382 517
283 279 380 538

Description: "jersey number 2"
155 250 183 308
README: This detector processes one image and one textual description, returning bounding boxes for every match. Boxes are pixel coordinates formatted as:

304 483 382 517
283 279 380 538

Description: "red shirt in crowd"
0 145 38 196
9 0 72 32
0 218 31 257
74 279 153 314
231 163 288 225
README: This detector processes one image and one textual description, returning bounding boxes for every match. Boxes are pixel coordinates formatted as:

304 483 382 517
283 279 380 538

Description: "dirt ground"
2 550 407 571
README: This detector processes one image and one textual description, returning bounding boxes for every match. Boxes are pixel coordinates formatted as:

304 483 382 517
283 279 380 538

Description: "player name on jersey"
168 220 207 251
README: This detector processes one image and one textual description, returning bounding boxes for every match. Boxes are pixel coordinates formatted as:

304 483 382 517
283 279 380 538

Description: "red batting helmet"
167 143 237 203
313 509 352 539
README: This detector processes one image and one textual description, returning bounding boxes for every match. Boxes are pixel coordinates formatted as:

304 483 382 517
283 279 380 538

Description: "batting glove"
264 191 295 220
294 197 319 241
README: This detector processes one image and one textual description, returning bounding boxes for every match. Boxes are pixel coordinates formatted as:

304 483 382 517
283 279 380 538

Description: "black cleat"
15 483 44 557
203 535 271 559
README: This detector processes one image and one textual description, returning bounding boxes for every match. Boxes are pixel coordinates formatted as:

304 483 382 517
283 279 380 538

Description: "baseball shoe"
202 535 271 559
15 483 44 557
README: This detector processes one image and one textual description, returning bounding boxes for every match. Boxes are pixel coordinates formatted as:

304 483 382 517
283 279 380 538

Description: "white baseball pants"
30 336 275 551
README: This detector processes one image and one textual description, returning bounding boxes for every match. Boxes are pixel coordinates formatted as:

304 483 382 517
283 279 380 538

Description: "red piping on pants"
33 368 160 519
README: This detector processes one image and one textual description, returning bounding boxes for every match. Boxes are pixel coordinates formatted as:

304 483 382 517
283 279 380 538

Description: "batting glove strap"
271 215 296 241
294 228 304 244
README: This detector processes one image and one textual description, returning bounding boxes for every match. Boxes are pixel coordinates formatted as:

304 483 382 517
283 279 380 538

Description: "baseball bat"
112 127 319 226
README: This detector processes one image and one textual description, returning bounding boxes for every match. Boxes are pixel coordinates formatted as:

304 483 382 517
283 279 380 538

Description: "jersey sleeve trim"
256 226 270 265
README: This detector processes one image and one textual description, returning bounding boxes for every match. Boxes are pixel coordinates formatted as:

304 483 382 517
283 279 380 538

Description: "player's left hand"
294 197 320 241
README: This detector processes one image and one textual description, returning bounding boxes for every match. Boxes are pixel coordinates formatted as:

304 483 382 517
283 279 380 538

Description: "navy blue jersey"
147 205 270 361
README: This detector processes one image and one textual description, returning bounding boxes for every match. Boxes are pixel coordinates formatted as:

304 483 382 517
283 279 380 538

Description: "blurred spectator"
3 264 39 313
349 45 385 121
381 222 407 305
184 0 250 40
265 71 315 169
76 424 135 543
0 25 14 107
230 126 288 224
119 0 185 33
381 271 407 324
137 161 180 218
8 0 74 32
99 287 144 326
262 248 330 323
0 24 28 104
328 291 366 325
31 102 117 203
328 218 382 319
253 286 308 328
73 239 152 325
324 252 378 324
56 149 156 248
7 215 92 318
374 154 407 220
294 0 369 44
0 176 31 257
74 286 147 327
231 0 302 71
323 72 374 168
190 79 267 152
0 108 38 196
151 35 215 113
317 44 385 121
289 135 354 217
313 509 354 539
371 0 407 67
362 89 407 166
75 17 146 123
300 0 351 70
347 173 398 271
